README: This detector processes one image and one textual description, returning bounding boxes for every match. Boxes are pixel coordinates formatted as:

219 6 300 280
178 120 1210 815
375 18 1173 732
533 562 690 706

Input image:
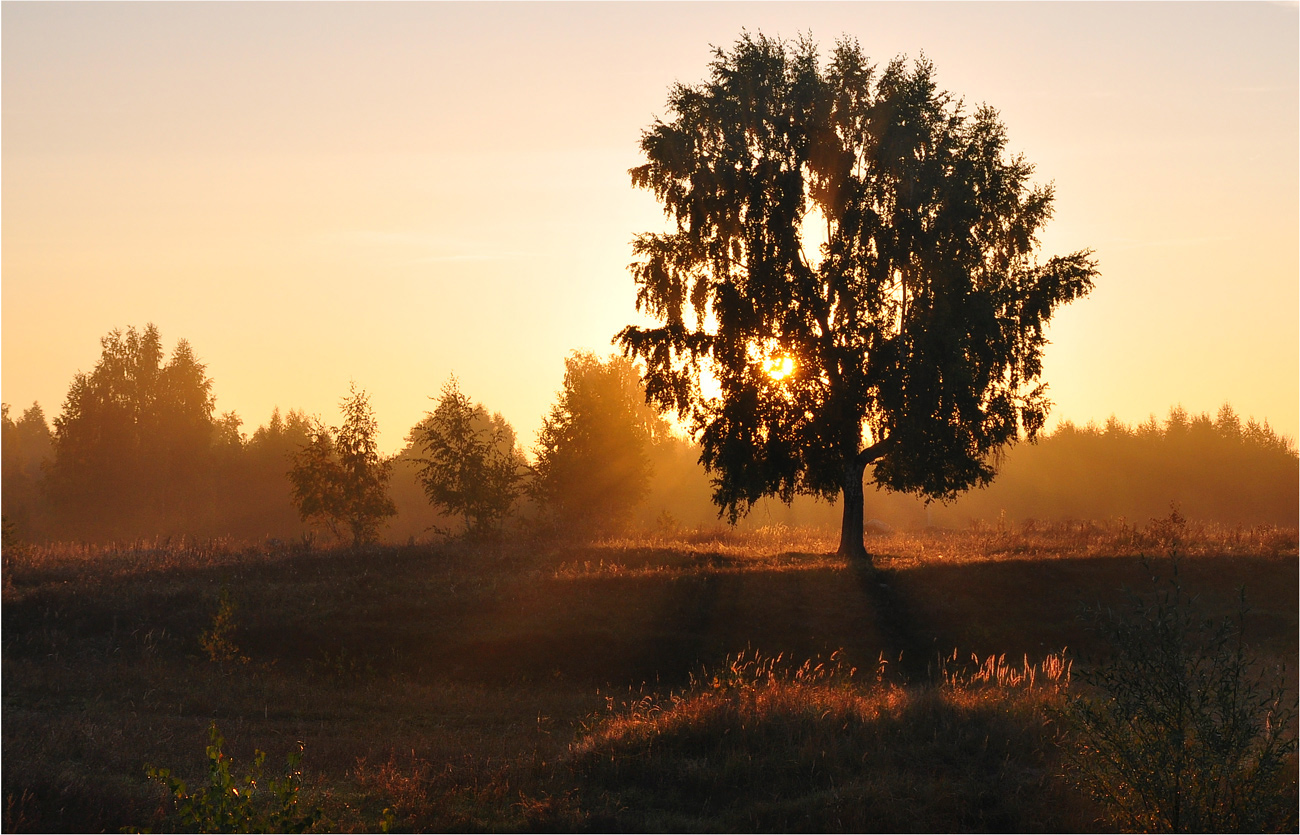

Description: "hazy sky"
4 2 1297 455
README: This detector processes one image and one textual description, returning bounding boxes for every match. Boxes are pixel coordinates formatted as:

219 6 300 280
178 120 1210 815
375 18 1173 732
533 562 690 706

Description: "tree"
218 407 314 539
289 384 396 546
47 324 218 538
412 377 526 537
2 402 54 537
617 34 1097 560
152 338 220 523
531 353 666 537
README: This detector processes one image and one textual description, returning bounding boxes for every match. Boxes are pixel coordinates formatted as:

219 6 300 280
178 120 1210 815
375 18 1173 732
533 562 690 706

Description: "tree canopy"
617 33 1097 559
47 324 219 537
289 384 396 546
531 353 668 537
2 403 54 538
412 377 527 537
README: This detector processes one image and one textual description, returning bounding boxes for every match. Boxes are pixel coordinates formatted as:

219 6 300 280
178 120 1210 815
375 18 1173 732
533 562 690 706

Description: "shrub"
199 587 248 668
143 723 319 833
1066 557 1298 832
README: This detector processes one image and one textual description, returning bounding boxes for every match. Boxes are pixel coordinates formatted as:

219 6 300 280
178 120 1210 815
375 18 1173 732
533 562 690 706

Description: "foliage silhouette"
1 402 53 540
211 407 316 539
1066 524 1297 832
289 384 396 547
8 322 1290 543
943 404 1298 527
531 353 668 537
46 324 219 538
411 377 527 537
617 33 1097 560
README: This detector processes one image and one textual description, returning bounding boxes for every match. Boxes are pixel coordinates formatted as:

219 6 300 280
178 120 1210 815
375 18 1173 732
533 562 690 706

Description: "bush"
143 723 319 833
199 587 248 668
1067 554 1298 832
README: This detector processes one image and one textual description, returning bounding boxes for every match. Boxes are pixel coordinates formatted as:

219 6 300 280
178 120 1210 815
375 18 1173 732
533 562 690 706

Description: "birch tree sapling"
413 377 526 537
289 384 396 546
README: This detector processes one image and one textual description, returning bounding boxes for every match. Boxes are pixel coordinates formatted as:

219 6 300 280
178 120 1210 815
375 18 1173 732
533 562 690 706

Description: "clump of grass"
940 647 1073 691
307 647 376 684
562 648 1087 832
595 524 840 558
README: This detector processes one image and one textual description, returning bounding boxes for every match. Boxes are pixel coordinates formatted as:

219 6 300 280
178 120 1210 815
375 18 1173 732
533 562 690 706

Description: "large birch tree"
617 34 1097 561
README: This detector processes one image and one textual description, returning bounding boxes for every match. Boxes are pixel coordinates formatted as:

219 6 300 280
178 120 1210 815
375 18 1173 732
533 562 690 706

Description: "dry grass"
559 649 1089 832
2 521 1295 831
563 517 1298 578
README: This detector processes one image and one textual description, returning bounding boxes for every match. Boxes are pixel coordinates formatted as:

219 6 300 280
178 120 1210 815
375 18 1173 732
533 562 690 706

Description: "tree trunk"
836 458 870 562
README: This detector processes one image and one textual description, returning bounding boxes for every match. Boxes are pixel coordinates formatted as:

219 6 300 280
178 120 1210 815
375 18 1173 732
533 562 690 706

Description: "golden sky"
4 2 1297 454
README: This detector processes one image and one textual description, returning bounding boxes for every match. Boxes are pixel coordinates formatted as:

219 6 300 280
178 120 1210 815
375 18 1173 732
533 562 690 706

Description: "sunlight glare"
764 355 795 381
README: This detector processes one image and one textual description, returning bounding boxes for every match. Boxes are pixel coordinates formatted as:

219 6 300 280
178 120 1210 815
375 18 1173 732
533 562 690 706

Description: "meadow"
3 519 1296 832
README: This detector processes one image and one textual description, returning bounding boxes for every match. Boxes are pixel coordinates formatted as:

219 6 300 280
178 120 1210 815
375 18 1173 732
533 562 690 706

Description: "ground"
2 521 1296 831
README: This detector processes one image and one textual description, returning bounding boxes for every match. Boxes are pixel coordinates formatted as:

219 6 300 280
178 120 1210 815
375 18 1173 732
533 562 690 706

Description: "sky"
4 2 1297 455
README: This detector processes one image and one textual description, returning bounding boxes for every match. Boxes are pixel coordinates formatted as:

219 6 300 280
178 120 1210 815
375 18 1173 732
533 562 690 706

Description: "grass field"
3 519 1296 832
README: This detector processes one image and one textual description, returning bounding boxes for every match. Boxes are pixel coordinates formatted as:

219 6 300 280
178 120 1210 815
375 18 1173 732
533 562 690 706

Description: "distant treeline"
652 407 1299 534
936 410 1298 528
3 325 1296 544
846 409 1296 531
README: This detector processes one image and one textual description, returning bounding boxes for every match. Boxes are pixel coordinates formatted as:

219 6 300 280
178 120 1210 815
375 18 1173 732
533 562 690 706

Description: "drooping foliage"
412 377 527 537
289 384 396 546
531 353 669 536
617 33 1097 557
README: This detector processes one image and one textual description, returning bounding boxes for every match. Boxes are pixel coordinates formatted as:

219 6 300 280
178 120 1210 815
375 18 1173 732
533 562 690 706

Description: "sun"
763 355 795 381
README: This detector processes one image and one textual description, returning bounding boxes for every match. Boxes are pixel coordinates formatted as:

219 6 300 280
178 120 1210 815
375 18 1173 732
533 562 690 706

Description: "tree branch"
856 436 892 468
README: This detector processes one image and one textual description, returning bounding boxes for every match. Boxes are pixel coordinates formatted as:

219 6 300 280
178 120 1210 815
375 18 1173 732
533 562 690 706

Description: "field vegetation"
3 519 1295 832
6 25 1298 835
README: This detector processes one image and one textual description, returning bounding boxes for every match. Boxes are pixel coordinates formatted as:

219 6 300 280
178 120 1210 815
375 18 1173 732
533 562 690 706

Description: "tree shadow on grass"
849 557 935 683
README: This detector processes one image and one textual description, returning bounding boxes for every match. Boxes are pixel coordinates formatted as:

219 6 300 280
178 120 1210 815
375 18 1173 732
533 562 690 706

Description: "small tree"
531 353 665 537
413 377 526 537
289 384 395 546
287 419 341 535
